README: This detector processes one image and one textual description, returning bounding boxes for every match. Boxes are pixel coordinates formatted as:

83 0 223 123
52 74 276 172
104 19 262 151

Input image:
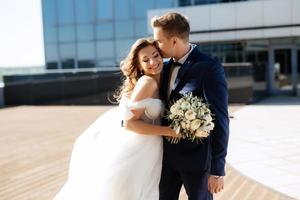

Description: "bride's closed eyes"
142 52 160 63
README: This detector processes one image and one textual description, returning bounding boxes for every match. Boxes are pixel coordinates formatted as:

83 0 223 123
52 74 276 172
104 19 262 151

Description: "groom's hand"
208 175 224 194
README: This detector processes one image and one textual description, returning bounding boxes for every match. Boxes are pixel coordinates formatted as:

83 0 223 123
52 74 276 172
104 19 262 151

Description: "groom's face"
153 27 174 58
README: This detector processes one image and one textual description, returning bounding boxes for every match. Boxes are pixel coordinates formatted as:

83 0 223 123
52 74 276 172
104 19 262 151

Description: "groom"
151 12 229 200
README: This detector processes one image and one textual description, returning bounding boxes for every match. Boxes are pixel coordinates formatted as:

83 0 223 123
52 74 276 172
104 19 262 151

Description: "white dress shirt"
168 44 196 97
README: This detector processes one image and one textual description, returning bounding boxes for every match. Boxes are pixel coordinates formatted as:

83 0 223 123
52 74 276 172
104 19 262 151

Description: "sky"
0 0 45 67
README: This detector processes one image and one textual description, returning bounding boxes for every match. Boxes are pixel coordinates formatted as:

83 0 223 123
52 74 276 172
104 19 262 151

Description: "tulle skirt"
54 108 163 200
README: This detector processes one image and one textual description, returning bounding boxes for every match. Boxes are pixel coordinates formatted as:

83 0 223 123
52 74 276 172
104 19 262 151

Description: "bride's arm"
123 76 176 137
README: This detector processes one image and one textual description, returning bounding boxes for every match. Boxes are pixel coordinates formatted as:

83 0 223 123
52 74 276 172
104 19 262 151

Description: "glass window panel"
155 0 174 8
59 26 76 42
75 0 94 23
97 0 112 20
46 62 59 69
116 39 134 59
58 0 75 24
135 19 148 37
42 0 56 25
179 0 192 6
115 21 134 38
45 25 57 43
78 42 95 68
60 43 76 59
97 59 116 68
60 43 76 69
46 44 58 62
115 0 131 20
135 0 154 18
77 24 94 41
43 0 57 43
194 0 210 5
78 42 95 60
97 41 114 59
296 38 300 47
96 23 113 40
45 43 59 69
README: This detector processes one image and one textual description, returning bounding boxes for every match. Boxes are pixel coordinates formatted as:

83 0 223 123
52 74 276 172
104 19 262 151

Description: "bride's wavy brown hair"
114 38 161 101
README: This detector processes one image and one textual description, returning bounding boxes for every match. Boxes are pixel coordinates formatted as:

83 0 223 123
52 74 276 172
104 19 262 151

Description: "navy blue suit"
159 46 229 200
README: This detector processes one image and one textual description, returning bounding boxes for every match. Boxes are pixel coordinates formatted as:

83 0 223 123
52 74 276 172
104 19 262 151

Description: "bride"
54 38 177 200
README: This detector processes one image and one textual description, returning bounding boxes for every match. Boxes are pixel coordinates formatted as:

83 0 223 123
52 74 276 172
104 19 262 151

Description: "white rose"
185 110 196 120
170 106 183 117
180 101 191 110
204 122 215 132
204 115 213 123
178 110 184 117
170 105 178 114
180 121 186 129
190 119 202 131
195 127 209 137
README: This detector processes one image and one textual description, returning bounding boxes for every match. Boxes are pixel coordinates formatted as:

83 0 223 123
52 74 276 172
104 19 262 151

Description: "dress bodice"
119 98 164 124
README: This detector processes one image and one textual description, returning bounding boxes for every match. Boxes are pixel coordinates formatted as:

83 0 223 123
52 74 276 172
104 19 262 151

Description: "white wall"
148 0 300 43
0 0 45 67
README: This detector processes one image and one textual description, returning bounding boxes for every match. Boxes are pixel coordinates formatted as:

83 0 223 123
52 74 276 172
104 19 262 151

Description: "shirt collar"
175 43 196 65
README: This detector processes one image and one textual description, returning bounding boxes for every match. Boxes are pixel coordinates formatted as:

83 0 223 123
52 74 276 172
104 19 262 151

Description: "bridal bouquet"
166 92 214 144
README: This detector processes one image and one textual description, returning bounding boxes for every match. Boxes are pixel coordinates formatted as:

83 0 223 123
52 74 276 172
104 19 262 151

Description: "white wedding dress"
54 98 164 200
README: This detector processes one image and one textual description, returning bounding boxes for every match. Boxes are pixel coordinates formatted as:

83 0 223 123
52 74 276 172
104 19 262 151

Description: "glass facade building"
42 0 300 100
42 0 253 70
178 0 248 6
42 0 174 70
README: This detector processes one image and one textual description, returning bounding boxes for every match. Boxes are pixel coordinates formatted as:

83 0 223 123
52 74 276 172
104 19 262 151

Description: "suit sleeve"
203 61 229 176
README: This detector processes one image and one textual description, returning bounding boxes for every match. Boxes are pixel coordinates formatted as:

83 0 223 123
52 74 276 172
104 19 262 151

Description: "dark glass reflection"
60 43 76 69
179 0 192 6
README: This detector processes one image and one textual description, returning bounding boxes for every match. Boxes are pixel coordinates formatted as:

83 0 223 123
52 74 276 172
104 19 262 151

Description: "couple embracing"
54 12 229 200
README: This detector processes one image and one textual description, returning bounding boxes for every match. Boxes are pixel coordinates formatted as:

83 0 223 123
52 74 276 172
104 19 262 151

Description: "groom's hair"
151 12 190 42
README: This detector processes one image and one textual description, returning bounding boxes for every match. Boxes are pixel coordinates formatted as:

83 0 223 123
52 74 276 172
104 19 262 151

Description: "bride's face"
138 45 163 76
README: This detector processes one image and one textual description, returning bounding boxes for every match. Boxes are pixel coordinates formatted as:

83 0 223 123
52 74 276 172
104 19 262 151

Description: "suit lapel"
160 59 173 104
169 47 200 99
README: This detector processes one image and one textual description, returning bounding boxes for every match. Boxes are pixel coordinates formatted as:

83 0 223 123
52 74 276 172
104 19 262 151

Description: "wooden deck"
0 105 294 200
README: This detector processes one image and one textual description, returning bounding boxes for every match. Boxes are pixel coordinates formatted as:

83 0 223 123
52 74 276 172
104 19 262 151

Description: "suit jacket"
159 46 229 176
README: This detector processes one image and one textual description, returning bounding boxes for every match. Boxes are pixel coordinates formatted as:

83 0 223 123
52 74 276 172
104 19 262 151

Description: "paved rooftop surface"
227 96 300 199
0 98 297 200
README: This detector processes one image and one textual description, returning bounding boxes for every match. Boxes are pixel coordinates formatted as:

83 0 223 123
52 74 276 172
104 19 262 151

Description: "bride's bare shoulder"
136 75 158 90
131 75 158 101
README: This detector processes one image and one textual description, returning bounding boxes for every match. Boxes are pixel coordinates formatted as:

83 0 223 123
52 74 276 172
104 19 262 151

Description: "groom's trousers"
159 163 213 200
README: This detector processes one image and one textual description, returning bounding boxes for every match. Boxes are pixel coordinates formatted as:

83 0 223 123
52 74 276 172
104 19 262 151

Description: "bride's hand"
166 127 181 138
